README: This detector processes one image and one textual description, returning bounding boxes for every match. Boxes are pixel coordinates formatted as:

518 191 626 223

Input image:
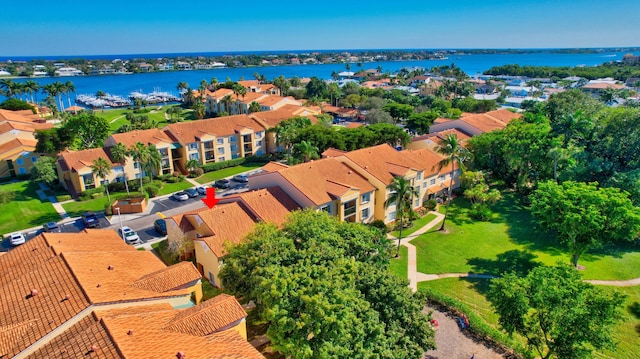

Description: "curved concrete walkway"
389 211 640 292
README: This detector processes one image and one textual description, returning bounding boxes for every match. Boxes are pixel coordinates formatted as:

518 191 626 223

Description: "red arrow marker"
201 187 220 209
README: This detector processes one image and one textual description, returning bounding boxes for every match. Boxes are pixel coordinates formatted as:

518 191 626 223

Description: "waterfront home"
0 109 52 179
0 229 263 359
54 66 84 76
581 80 625 100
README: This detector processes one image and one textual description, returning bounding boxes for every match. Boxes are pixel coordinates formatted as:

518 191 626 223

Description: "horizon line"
2 46 640 60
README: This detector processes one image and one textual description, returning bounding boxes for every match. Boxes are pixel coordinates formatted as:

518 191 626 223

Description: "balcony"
343 200 357 218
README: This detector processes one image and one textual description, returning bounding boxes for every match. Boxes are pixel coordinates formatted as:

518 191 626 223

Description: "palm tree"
129 142 149 193
52 81 66 112
145 144 162 179
64 81 75 109
42 82 63 112
292 140 319 163
221 94 233 114
185 159 201 175
210 77 218 90
435 134 470 231
176 81 188 93
0 79 16 98
90 157 113 203
110 143 131 195
24 80 39 103
385 176 419 257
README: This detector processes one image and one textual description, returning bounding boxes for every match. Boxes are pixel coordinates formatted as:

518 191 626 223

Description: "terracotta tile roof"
44 230 133 255
345 122 364 129
256 95 299 107
108 128 174 148
238 91 268 103
174 202 259 257
165 294 247 336
0 247 90 357
403 148 448 176
482 109 522 124
251 108 316 128
131 261 201 293
272 157 376 205
57 147 115 173
208 88 234 98
165 114 266 144
63 250 191 303
458 113 511 133
341 144 424 185
237 80 260 88
26 315 121 358
322 148 348 158
0 138 38 161
0 109 52 130
221 187 300 226
260 161 289 172
260 83 277 92
582 82 625 90
96 301 264 358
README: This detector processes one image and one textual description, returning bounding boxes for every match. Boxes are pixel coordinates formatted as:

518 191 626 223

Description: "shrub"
369 220 388 233
424 199 438 211
193 167 204 176
56 194 72 202
144 184 160 198
469 203 492 221
107 181 125 192
16 174 31 181
91 192 104 199
0 189 16 204
166 176 180 183
178 175 186 182
172 171 182 178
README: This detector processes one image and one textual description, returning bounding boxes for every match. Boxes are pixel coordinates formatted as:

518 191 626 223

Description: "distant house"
581 81 625 99
429 109 522 136
0 109 53 179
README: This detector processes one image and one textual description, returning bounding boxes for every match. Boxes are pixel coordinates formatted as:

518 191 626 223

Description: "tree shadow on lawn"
581 241 640 260
467 249 542 278
492 193 566 256
443 198 474 227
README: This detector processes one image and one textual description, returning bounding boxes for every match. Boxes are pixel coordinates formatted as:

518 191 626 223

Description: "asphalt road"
0 181 250 251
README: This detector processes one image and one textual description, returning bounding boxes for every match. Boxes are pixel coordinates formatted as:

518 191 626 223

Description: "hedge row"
419 287 528 359
200 154 274 173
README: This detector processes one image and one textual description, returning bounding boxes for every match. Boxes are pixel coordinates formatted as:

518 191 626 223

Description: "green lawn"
411 193 640 281
0 181 60 234
62 180 192 217
194 163 265 185
418 278 640 359
389 245 408 279
96 105 194 133
391 213 437 238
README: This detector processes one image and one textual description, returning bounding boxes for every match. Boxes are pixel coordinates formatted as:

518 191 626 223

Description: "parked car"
196 186 207 195
82 212 100 228
232 174 248 183
172 191 190 201
154 219 167 235
118 226 140 244
214 179 231 189
185 188 199 198
43 221 61 233
8 232 26 246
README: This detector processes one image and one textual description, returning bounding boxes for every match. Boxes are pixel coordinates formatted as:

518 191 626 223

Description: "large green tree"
30 156 57 185
64 112 110 149
489 265 625 359
405 111 438 135
382 102 414 123
219 210 436 358
271 116 312 155
530 181 640 267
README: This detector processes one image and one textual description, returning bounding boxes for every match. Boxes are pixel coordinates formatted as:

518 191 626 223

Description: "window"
256 140 263 146
320 204 331 214
133 162 139 169
430 178 436 186
230 144 237 152
417 171 422 180
31 156 38 163
361 193 371 204
217 147 224 154
217 138 224 144
208 272 216 286
423 182 427 188
218 156 225 161
189 153 199 160
256 131 263 138
231 153 239 159
230 136 236 142
361 207 370 219
189 143 198 150
439 175 446 182
388 211 396 221
16 158 24 165
18 167 27 174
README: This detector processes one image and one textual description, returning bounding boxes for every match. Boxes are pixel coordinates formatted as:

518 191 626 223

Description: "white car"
172 191 189 201
118 226 140 244
9 232 26 246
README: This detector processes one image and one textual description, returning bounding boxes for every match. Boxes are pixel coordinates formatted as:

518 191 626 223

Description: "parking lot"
1 180 252 252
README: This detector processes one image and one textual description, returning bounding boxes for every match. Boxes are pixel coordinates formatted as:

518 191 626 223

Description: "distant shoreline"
2 47 640 62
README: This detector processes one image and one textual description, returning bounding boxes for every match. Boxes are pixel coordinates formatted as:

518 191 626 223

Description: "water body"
2 51 637 103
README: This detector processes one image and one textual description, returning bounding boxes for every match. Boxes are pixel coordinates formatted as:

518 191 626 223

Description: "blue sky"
2 0 639 56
